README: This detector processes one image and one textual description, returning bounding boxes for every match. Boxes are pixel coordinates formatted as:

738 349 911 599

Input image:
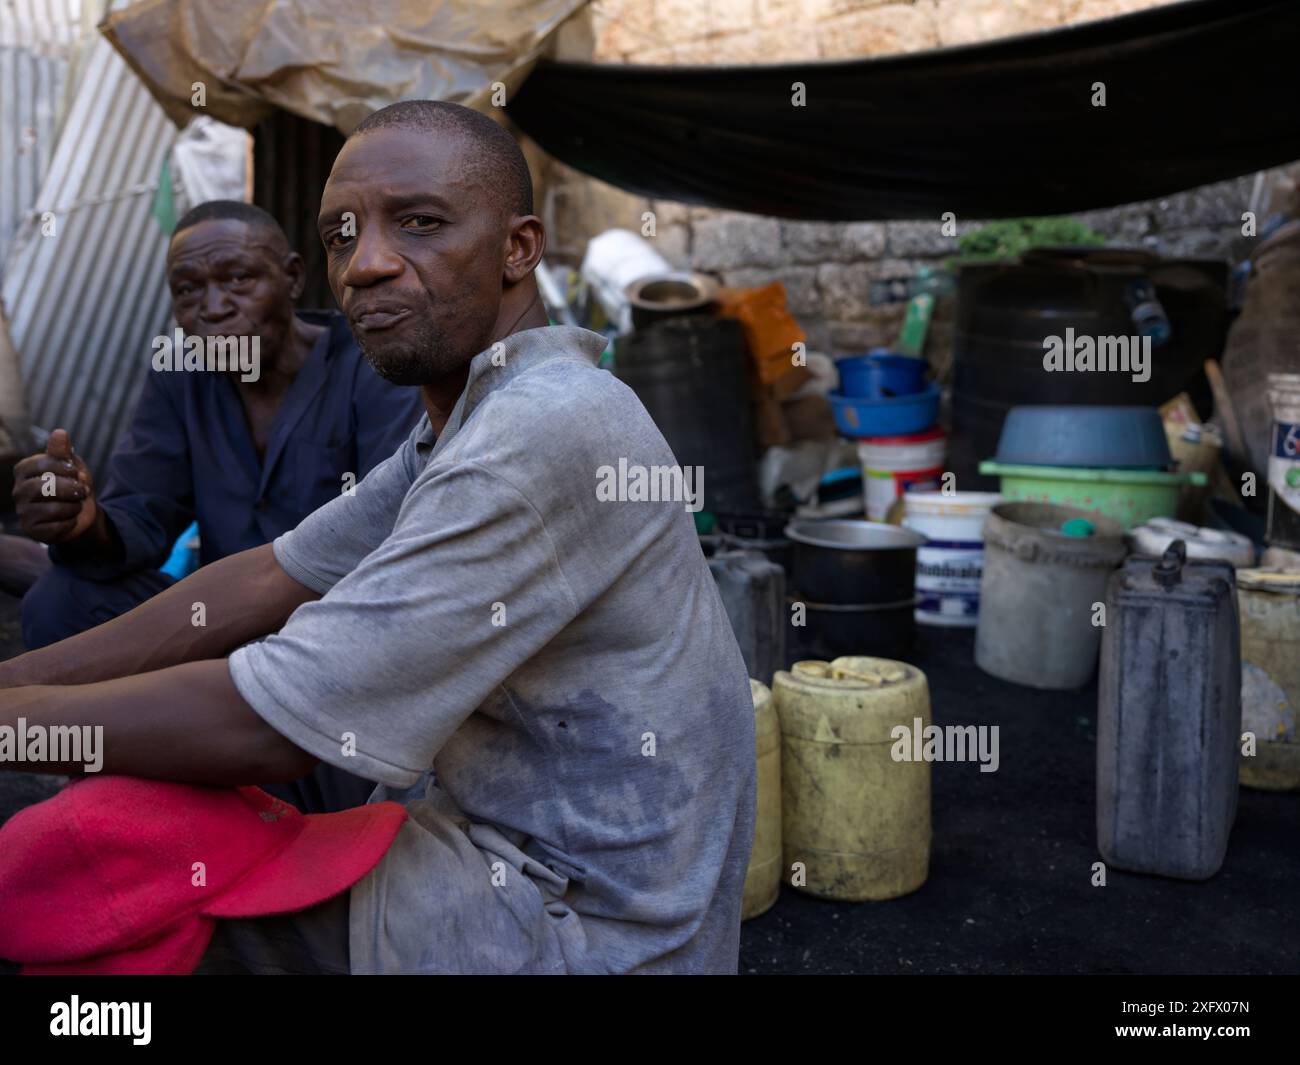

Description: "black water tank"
950 248 1225 488
614 315 759 514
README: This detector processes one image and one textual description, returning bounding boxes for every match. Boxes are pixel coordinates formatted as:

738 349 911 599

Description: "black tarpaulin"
507 0 1300 221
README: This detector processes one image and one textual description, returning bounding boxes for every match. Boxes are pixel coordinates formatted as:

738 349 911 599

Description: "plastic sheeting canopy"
506 0 1300 220
100 0 591 134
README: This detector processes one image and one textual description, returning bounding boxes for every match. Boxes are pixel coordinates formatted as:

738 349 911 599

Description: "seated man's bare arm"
0 545 318 688
0 658 318 784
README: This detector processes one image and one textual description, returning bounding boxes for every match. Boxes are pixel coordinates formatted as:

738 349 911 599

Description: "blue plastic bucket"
830 382 941 438
838 351 927 399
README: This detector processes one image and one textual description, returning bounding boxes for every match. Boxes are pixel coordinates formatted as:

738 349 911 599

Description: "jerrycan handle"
1153 539 1187 589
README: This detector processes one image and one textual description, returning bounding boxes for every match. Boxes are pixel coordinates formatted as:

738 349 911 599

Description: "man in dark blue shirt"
12 200 422 650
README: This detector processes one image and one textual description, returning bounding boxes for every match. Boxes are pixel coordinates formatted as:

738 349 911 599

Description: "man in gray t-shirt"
0 100 755 974
229 319 755 973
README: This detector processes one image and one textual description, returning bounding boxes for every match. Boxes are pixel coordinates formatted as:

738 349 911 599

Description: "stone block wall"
590 0 1180 65
543 168 1260 357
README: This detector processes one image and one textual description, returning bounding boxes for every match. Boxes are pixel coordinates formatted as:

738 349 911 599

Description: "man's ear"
282 252 307 301
503 216 546 285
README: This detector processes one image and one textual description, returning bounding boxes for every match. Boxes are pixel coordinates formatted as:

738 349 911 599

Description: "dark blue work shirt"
54 310 423 581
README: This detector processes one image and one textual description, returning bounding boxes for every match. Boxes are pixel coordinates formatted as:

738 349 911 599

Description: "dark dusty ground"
1 591 1297 975
741 625 1300 975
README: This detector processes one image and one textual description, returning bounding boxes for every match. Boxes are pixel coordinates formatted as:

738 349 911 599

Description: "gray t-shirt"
228 324 756 974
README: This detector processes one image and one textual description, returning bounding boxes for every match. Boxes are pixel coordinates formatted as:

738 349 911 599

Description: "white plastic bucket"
1267 373 1300 548
857 428 946 522
580 229 671 333
902 490 1001 627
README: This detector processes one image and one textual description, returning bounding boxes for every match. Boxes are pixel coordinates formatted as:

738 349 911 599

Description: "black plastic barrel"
950 249 1226 488
614 315 759 514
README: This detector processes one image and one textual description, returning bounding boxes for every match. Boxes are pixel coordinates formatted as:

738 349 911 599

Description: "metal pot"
784 519 925 606
624 272 720 329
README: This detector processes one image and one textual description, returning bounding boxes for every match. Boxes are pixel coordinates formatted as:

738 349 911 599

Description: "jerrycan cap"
1153 539 1188 589
791 657 910 687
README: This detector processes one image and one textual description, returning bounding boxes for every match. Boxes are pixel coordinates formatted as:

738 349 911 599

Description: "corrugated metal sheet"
0 1 84 48
1 11 177 471
0 1 84 273
253 108 344 310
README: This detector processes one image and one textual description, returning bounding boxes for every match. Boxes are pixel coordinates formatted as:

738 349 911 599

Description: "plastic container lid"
1237 567 1300 593
1128 517 1256 568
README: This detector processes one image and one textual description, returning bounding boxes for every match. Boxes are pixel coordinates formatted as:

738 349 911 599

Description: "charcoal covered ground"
1 591 1295 975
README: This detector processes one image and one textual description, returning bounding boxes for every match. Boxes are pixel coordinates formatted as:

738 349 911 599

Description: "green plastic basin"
979 461 1207 530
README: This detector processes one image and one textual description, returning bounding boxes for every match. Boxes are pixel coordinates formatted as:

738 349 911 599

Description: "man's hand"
12 429 100 544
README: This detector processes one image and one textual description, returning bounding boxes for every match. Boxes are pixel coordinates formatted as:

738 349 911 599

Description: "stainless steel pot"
784 519 926 659
784 519 925 606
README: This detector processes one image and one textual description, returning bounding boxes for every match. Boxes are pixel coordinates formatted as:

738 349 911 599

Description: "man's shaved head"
172 200 289 255
350 100 534 222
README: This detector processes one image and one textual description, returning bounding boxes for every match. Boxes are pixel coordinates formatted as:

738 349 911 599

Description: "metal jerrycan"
1097 540 1242 880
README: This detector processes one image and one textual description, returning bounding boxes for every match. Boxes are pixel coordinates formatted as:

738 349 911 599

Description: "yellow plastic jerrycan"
773 657 931 901
742 678 782 920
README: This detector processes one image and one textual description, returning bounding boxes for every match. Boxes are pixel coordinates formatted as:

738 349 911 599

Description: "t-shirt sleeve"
270 423 422 595
228 459 581 788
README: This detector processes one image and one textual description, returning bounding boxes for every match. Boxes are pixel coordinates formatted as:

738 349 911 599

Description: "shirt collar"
414 325 609 455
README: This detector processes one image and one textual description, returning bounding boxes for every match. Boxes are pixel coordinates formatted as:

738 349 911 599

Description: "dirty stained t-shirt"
227 324 756 974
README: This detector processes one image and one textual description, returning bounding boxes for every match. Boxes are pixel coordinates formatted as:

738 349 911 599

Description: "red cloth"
0 775 405 974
